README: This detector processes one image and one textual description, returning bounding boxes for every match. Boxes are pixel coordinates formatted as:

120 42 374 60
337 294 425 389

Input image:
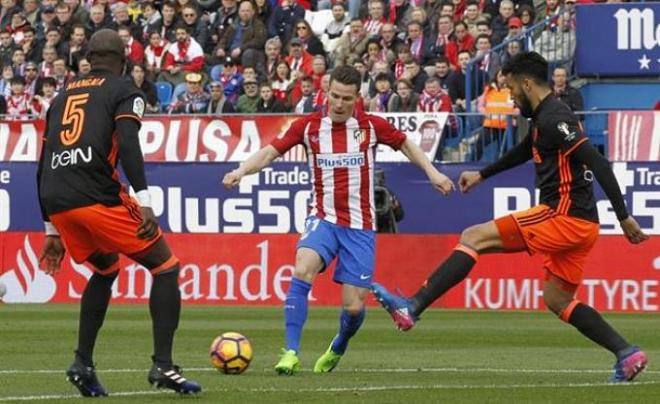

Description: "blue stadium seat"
155 81 173 112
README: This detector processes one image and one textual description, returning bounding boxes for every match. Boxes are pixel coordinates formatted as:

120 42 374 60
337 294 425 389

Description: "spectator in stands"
392 45 412 80
242 66 258 83
292 19 325 57
552 66 584 120
109 1 141 39
158 1 179 43
264 37 282 77
118 25 144 66
10 48 26 77
379 23 402 64
423 0 443 35
54 2 76 40
181 5 209 52
23 0 39 26
447 49 485 110
7 10 31 45
417 76 452 113
0 65 13 97
38 46 57 79
77 57 91 76
500 39 522 66
364 0 387 38
21 27 38 63
141 2 162 41
256 81 287 113
392 0 413 28
362 37 387 72
310 55 326 90
286 37 313 78
5 76 31 119
271 60 293 108
23 61 38 96
52 57 74 91
169 72 210 114
38 27 65 60
325 2 350 41
254 0 272 26
294 75 315 113
387 78 418 112
86 4 112 38
475 19 491 38
410 7 431 38
145 30 170 82
405 21 429 65
446 21 475 69
31 76 57 118
205 81 236 114
313 73 329 110
160 24 205 86
269 0 305 45
476 69 517 160
219 57 243 104
0 29 16 66
237 78 260 113
210 0 238 51
490 0 514 46
402 58 428 93
463 0 482 37
354 60 371 98
535 12 575 68
439 2 454 19
475 34 500 81
518 5 536 30
0 0 20 32
426 15 455 64
35 6 57 42
333 18 368 66
369 72 393 112
503 17 522 42
62 24 88 72
131 64 160 114
432 56 453 93
216 0 267 75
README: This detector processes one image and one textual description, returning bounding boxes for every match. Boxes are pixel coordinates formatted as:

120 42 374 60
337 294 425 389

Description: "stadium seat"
155 81 173 112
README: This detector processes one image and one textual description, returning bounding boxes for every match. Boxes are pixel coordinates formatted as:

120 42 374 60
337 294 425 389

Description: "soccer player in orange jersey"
372 52 650 383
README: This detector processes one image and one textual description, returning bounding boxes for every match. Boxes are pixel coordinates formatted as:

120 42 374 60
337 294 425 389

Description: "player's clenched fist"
428 170 455 196
223 170 243 189
459 171 482 193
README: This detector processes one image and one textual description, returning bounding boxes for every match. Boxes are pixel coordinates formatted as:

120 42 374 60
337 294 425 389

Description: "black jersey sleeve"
479 131 533 179
571 141 629 221
538 112 588 155
114 81 146 124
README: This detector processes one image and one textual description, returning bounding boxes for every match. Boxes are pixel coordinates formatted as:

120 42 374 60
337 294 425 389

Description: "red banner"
1 232 658 312
608 111 660 162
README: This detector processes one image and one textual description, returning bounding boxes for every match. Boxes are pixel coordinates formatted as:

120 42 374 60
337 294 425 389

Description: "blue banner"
1 162 658 234
576 3 660 76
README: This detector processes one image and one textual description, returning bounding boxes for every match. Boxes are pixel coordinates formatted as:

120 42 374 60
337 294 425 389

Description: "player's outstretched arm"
223 145 282 189
572 143 649 245
399 138 455 195
478 132 533 182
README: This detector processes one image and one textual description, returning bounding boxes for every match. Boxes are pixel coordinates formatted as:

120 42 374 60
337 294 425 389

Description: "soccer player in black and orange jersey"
371 52 650 383
37 30 201 397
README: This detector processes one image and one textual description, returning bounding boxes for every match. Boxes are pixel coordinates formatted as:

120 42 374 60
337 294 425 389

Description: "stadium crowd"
0 0 585 118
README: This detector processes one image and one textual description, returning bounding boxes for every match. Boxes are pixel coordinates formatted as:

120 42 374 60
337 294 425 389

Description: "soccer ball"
210 332 253 374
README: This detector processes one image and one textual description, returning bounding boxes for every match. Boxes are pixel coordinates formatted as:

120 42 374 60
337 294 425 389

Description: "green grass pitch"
0 305 658 403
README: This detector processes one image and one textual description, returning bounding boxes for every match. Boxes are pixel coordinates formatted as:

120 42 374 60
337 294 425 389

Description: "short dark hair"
10 76 26 86
476 19 490 28
301 75 313 84
501 51 549 85
41 77 57 88
374 72 391 83
455 21 468 31
329 65 361 92
425 77 441 86
475 34 491 43
396 78 413 89
435 56 450 66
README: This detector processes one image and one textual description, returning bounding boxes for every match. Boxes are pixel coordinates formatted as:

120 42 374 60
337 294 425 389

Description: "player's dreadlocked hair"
501 51 549 86
329 65 362 93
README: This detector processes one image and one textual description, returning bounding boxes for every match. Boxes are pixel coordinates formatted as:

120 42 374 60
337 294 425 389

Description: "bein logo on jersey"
316 152 365 169
0 235 57 303
50 146 92 169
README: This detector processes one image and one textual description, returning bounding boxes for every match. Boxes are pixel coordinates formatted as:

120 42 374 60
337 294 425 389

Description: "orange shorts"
494 204 599 287
50 200 163 265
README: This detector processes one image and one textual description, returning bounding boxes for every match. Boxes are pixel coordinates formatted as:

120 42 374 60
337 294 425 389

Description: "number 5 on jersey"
60 93 90 146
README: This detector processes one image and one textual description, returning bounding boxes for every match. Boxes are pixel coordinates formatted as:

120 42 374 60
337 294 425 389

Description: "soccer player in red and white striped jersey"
223 65 454 375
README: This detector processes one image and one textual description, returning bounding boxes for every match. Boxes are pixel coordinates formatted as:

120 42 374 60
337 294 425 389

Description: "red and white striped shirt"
271 110 406 230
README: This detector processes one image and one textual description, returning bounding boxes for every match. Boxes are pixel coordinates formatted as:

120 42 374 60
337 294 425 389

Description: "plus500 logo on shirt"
316 153 365 169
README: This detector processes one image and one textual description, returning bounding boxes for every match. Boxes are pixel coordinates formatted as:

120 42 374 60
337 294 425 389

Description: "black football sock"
76 271 118 367
149 267 181 368
565 303 630 359
410 248 478 317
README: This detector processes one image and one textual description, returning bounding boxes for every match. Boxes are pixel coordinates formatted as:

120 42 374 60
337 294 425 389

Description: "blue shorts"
297 216 375 288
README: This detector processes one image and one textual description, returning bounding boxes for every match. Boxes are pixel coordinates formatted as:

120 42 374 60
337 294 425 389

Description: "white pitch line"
1 381 659 402
0 367 658 375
